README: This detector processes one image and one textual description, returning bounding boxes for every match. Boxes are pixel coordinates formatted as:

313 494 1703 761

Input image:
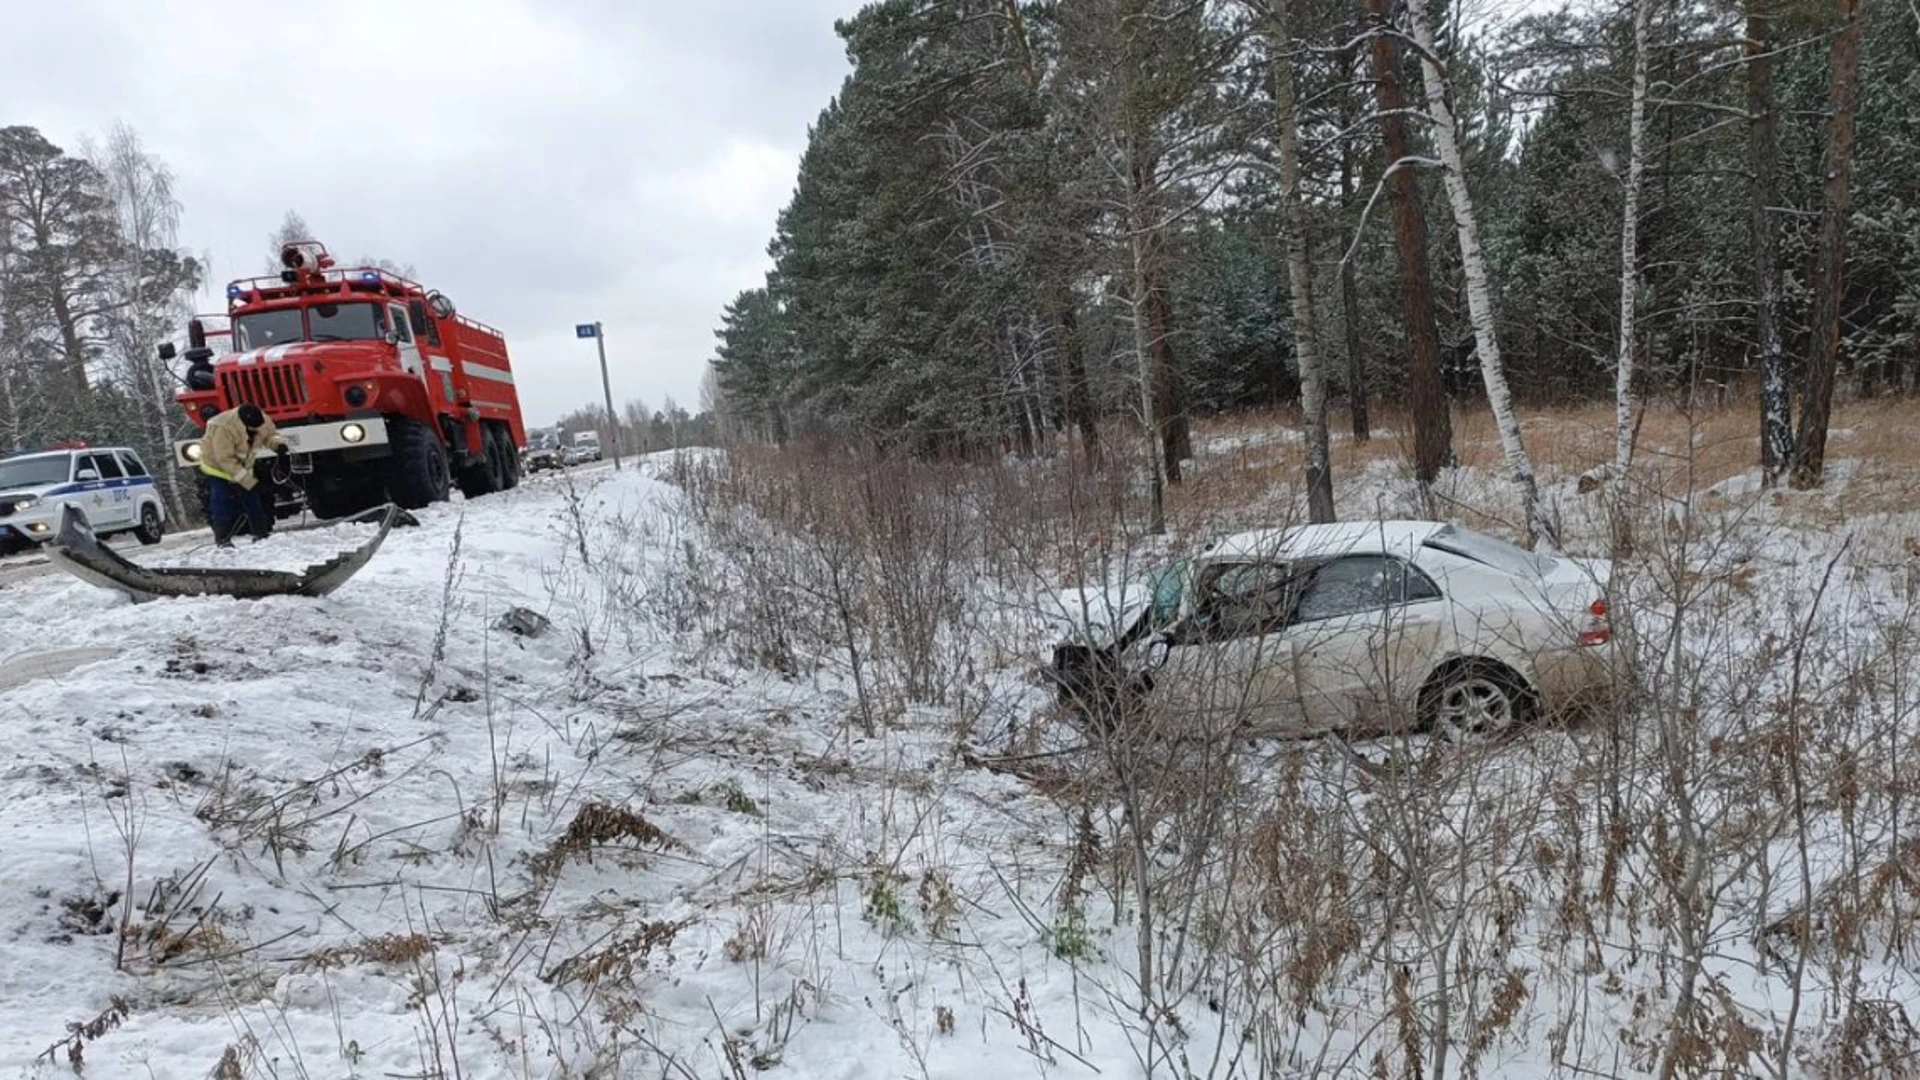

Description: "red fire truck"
168 240 525 520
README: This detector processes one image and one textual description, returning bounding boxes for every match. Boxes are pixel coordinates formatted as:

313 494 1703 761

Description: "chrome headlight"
340 422 367 444
11 496 39 512
184 443 204 463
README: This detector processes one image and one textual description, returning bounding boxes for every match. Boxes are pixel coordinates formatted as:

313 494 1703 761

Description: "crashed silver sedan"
1044 521 1615 740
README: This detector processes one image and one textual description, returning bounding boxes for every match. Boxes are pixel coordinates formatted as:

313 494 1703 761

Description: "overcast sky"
3 0 859 427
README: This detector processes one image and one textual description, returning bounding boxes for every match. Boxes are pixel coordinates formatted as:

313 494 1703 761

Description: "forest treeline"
708 0 1912 531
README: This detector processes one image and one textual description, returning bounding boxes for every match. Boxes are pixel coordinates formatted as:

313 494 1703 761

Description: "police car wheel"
135 504 165 546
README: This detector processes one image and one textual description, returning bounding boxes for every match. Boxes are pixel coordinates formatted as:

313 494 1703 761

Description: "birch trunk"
1405 0 1551 546
1788 0 1867 490
1269 4 1334 522
1129 178 1168 535
1749 5 1791 482
1613 0 1652 475
1366 0 1451 484
97 126 192 521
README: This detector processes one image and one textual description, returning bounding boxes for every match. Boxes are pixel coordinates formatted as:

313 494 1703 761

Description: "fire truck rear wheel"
499 427 521 491
388 417 451 510
458 424 506 500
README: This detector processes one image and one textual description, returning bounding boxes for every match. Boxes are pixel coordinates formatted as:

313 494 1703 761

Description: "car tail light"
1579 597 1612 647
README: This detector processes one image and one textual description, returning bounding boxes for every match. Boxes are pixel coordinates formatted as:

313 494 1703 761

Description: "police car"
0 445 168 555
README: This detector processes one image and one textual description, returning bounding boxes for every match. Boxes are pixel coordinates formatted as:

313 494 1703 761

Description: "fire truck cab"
170 240 525 521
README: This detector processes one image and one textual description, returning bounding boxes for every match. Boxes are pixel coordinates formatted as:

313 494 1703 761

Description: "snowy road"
0 528 209 590
0 460 618 592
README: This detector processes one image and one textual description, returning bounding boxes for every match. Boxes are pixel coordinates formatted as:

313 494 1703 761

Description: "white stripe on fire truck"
429 356 454 372
462 363 515 385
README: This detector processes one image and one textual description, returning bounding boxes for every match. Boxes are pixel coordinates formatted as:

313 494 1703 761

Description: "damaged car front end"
1041 557 1192 724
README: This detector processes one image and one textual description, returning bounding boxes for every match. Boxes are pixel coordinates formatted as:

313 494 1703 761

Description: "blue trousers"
207 476 269 543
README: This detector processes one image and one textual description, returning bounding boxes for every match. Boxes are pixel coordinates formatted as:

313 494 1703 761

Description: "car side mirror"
383 329 401 346
76 468 100 482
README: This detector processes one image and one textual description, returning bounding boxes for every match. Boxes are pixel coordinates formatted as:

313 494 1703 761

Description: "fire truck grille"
221 363 308 414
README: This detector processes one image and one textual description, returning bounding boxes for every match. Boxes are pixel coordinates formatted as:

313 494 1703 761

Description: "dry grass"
1179 396 1920 526
530 801 683 884
301 932 433 972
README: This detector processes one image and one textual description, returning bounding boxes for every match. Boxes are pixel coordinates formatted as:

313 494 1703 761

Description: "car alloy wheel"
1431 674 1520 741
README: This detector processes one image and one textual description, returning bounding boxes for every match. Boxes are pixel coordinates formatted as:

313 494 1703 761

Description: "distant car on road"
523 446 565 473
1044 520 1614 741
562 445 595 467
0 446 168 555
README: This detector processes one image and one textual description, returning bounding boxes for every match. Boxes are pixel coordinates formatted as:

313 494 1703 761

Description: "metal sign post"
575 322 622 470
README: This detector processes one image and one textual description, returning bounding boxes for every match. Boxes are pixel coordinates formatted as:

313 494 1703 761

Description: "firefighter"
199 403 287 547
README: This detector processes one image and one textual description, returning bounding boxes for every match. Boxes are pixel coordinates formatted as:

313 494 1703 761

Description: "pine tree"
0 126 123 406
1789 0 1869 489
1364 0 1453 485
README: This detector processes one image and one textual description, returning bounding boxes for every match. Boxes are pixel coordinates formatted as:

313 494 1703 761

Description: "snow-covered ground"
3 447 1917 1079
0 459 1166 1078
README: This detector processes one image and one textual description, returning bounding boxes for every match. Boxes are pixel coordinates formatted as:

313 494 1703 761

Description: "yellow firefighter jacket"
198 408 284 489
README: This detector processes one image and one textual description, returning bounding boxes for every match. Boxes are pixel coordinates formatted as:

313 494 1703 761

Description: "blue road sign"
575 323 598 338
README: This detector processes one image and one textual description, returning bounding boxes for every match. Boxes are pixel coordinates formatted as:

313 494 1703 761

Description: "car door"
117 451 158 523
91 453 136 528
1151 560 1309 738
69 454 110 527
386 303 429 385
1287 555 1448 735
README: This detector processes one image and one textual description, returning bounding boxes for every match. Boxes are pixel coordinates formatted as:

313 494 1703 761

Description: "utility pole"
576 321 623 470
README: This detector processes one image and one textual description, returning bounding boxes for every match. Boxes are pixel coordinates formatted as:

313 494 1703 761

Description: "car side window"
1294 555 1439 623
89 453 126 480
1402 559 1443 602
389 305 414 344
1193 560 1294 640
117 452 149 478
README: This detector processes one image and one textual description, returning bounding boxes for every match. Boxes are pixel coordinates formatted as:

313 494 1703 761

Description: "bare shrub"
530 800 682 883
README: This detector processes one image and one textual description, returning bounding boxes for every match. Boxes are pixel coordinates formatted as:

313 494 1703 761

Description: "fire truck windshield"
233 307 305 350
309 302 385 342
232 302 387 349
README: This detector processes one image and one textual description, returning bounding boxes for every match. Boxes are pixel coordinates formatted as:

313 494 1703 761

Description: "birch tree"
1748 1 1791 482
93 124 200 522
1260 0 1334 522
1403 0 1552 545
1612 0 1653 476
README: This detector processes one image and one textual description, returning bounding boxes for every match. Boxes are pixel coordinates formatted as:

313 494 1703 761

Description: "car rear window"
1424 525 1556 577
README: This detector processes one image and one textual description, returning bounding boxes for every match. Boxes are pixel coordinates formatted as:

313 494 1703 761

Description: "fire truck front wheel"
386 417 452 510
